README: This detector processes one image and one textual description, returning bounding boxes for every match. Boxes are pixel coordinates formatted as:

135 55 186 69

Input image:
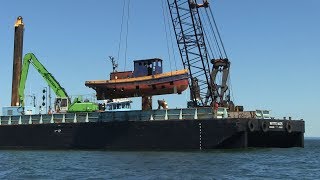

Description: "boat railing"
0 108 214 125
150 108 214 121
95 108 214 122
0 112 100 125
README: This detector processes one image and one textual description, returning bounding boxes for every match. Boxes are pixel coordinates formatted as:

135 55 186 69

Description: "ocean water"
0 139 319 180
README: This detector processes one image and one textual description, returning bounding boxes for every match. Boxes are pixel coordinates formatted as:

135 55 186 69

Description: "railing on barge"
0 108 214 125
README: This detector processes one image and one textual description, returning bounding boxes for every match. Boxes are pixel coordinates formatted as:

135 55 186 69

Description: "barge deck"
0 108 304 150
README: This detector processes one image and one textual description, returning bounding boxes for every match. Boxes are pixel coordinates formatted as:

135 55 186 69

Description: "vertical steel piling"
11 16 24 106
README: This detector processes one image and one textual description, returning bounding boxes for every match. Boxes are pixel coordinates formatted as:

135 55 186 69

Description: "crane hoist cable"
161 0 173 73
206 5 234 104
202 21 218 60
124 0 131 71
117 1 126 65
117 0 131 71
201 11 223 59
200 1 233 106
206 6 228 58
166 3 179 71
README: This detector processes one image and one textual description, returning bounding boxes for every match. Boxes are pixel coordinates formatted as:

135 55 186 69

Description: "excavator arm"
19 53 69 106
19 53 98 113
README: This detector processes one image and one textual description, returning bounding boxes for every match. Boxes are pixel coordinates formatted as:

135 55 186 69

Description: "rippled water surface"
0 139 319 179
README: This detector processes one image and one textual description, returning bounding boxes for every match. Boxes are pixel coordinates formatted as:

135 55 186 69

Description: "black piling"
11 16 24 106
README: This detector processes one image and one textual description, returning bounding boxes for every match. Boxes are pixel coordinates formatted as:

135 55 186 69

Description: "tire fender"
286 121 292 133
248 120 255 132
261 121 269 132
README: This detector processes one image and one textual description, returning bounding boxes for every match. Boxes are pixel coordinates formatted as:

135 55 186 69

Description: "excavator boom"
19 53 98 113
19 53 68 106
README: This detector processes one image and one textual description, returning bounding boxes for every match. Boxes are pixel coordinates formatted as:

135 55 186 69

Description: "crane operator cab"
54 97 69 113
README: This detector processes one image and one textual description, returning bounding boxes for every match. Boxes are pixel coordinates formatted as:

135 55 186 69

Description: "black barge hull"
0 109 304 150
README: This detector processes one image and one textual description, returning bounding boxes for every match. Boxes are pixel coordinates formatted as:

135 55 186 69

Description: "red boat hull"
85 69 189 100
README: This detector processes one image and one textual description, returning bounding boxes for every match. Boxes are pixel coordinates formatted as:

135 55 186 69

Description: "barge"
2 3 305 150
0 108 304 149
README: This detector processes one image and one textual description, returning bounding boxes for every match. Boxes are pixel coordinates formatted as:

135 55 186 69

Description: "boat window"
126 102 131 109
61 99 68 107
256 110 262 118
7 110 13 116
148 64 153 75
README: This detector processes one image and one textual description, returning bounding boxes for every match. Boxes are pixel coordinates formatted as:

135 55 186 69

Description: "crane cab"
54 97 69 113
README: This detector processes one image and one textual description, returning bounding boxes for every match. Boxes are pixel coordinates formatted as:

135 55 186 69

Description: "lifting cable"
201 19 218 60
117 1 127 67
203 8 223 59
207 6 228 59
161 0 173 73
166 4 178 71
117 0 131 71
207 6 233 102
124 0 131 71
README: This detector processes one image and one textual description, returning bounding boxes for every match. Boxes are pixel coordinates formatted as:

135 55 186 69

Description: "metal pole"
11 16 24 106
46 87 48 113
48 86 52 113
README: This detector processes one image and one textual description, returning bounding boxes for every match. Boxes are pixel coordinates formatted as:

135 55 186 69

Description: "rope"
117 1 127 65
204 4 233 104
208 6 228 59
161 0 173 73
204 8 223 59
124 0 131 71
200 15 217 60
166 3 178 71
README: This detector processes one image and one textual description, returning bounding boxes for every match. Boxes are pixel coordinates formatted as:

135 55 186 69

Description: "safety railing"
0 108 214 125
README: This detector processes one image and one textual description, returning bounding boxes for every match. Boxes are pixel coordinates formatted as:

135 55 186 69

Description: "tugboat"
85 58 189 100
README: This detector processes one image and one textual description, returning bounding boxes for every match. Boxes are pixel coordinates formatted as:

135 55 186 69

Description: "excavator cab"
54 97 69 113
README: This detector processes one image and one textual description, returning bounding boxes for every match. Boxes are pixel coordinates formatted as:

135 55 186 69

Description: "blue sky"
0 0 319 137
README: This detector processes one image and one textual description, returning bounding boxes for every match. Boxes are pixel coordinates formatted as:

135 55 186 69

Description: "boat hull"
0 110 304 150
85 69 189 100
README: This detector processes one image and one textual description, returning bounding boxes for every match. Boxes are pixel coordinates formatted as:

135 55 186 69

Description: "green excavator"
19 53 99 113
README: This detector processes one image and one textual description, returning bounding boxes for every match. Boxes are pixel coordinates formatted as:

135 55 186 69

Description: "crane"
167 0 233 109
19 53 99 113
